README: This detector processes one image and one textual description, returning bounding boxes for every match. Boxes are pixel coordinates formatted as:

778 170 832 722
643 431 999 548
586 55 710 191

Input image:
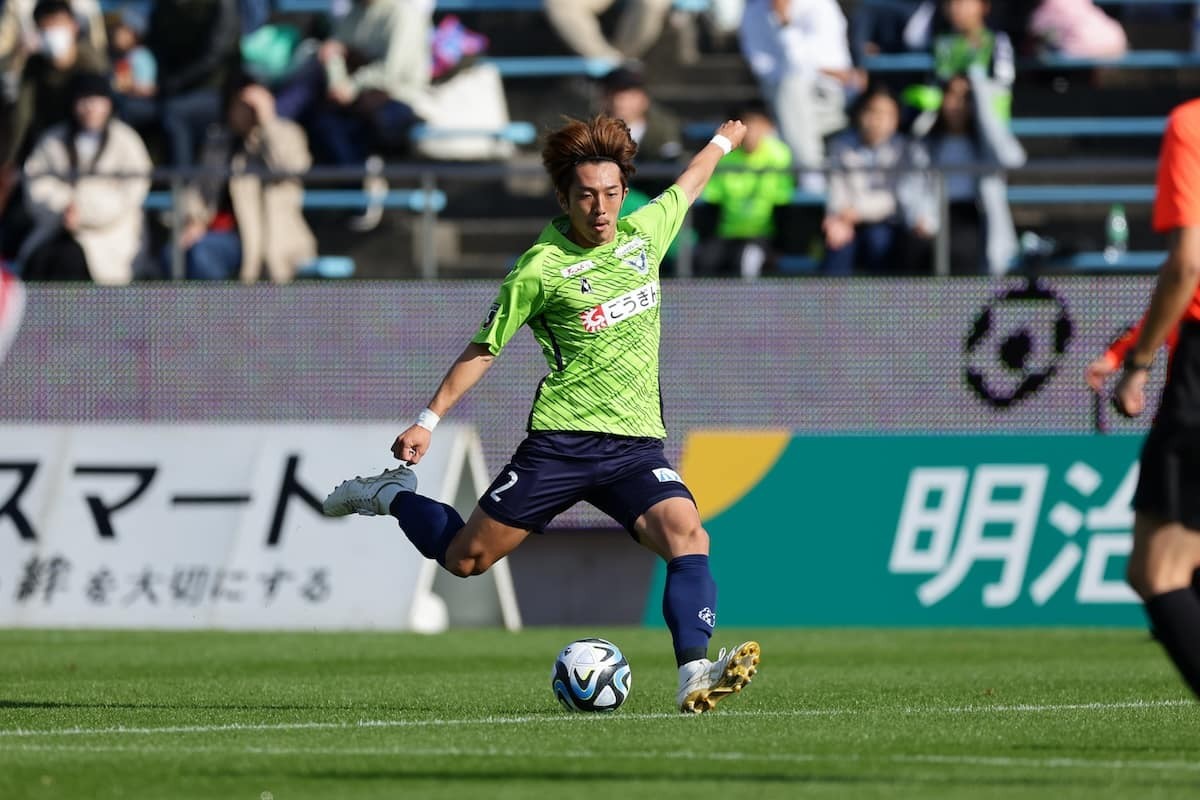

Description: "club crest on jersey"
579 277 592 294
615 237 649 274
560 260 595 278
623 250 649 275
580 281 658 333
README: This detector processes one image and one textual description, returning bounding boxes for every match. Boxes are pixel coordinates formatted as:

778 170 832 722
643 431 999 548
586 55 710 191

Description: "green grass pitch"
1 627 1197 799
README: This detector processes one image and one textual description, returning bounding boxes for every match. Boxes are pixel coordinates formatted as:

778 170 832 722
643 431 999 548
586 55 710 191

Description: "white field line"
4 741 1200 774
0 699 1189 740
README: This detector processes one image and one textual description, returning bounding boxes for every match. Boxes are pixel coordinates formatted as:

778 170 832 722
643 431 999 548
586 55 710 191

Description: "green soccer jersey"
472 184 689 439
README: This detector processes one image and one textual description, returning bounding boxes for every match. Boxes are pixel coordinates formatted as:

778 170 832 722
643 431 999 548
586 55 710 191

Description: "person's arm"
390 255 544 463
675 120 748 205
390 343 495 464
1114 229 1200 416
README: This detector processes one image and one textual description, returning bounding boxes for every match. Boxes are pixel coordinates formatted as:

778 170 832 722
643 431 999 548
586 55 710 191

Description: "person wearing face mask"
18 70 150 283
1 0 106 103
1 1 107 167
0 0 107 258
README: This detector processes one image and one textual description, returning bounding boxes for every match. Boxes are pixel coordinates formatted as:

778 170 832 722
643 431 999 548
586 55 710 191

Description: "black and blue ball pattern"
551 638 632 712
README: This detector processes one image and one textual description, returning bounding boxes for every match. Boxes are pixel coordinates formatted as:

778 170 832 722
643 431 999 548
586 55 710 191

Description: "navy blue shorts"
477 432 696 535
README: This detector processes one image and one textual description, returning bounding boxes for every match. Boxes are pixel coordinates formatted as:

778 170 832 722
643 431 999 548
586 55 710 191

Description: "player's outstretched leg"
676 641 761 714
322 466 465 564
323 466 418 517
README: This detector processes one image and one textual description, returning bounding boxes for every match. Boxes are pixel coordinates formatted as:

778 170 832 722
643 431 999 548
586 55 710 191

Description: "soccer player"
1114 97 1200 699
324 115 760 714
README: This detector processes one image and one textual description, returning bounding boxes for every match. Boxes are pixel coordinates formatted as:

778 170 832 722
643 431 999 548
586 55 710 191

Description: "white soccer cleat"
322 466 418 517
676 640 760 714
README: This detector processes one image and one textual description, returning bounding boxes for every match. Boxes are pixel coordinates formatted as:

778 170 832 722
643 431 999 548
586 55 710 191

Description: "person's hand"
1113 366 1149 418
62 202 79 231
714 119 747 151
318 40 346 64
179 220 207 250
823 215 855 250
1086 355 1117 393
328 83 356 106
391 424 432 465
239 84 277 125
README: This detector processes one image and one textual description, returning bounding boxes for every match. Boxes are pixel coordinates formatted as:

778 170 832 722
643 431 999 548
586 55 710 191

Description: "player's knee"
666 523 708 556
446 541 495 578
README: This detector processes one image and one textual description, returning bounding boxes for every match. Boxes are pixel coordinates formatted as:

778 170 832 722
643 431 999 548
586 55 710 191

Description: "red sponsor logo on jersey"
579 281 658 333
581 305 609 333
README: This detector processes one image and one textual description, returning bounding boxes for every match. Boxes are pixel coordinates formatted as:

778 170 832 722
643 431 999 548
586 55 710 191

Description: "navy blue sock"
389 493 464 566
662 554 717 667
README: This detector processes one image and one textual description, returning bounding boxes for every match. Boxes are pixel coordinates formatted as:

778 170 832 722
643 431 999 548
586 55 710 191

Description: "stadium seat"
863 51 1200 72
143 188 447 213
410 121 537 145
271 0 710 12
685 118 1166 142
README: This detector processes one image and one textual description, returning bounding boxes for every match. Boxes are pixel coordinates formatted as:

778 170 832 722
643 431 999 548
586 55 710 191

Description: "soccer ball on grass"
551 638 631 712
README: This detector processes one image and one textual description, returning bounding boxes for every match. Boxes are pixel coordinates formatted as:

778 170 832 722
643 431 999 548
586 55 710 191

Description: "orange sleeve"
1105 319 1143 367
1153 100 1200 233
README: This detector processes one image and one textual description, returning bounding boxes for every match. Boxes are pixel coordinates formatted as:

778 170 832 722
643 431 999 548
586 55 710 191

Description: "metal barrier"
27 158 1161 280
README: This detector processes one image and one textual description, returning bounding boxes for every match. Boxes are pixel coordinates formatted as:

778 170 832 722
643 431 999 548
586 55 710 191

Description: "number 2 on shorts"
490 470 518 503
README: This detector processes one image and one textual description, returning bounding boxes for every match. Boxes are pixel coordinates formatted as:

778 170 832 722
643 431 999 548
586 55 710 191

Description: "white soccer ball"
550 638 632 712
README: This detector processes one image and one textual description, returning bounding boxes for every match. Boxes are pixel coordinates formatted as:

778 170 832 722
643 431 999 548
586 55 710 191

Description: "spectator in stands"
821 83 934 275
18 71 150 283
0 0 108 253
105 6 156 131
146 0 241 166
1 0 106 103
545 0 672 64
696 99 794 278
1 0 108 169
932 0 1014 119
738 0 864 185
274 0 433 166
914 70 1024 274
600 66 682 164
175 77 316 282
850 0 931 65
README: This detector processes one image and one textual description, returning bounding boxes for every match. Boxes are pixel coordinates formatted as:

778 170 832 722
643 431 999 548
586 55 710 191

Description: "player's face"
561 162 627 247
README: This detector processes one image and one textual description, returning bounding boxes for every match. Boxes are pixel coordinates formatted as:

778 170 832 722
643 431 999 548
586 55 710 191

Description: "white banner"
0 424 520 631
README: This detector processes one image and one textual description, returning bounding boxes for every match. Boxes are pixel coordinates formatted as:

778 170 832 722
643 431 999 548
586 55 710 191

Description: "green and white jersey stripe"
472 184 689 439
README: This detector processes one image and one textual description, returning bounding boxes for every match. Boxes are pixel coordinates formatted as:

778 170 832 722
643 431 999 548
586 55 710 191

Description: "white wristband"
709 134 733 156
415 407 440 432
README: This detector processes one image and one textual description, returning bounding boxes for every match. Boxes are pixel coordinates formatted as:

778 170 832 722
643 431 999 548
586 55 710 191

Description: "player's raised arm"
674 120 748 205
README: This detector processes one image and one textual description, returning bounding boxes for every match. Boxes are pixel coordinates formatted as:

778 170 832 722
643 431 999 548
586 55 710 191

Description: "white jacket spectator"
329 0 434 119
739 0 858 172
20 72 150 284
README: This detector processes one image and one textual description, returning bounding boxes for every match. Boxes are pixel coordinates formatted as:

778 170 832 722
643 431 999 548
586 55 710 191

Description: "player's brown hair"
542 116 638 197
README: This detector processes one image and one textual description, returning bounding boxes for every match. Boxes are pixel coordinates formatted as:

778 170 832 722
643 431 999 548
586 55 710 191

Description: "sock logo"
698 607 716 627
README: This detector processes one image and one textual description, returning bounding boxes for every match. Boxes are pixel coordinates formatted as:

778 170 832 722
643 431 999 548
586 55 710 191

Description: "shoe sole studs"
681 642 761 714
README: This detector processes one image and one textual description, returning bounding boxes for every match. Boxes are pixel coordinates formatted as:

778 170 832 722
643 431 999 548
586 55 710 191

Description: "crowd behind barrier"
0 0 1195 282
